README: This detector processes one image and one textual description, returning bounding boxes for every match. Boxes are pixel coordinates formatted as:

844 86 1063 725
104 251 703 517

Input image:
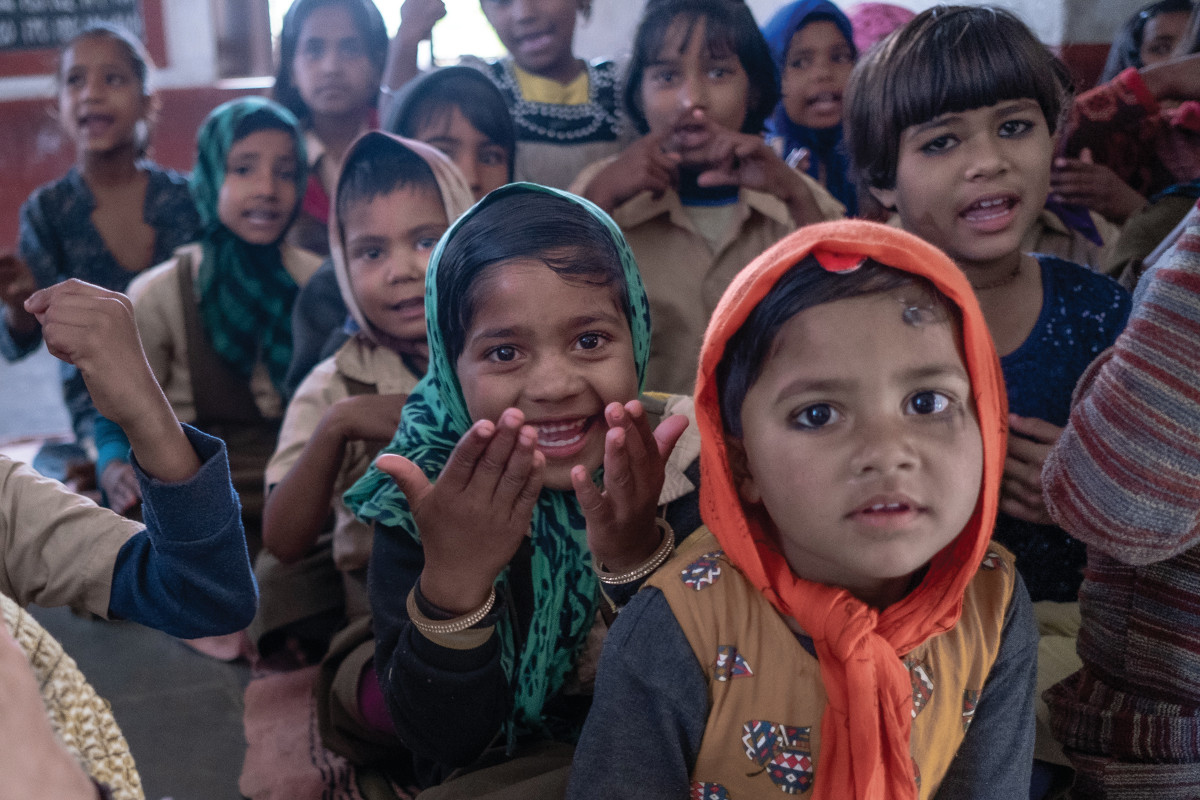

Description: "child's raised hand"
583 130 681 212
326 393 408 447
1001 414 1064 525
398 0 446 46
571 400 688 573
100 461 141 515
1051 149 1145 224
375 408 545 614
683 111 825 226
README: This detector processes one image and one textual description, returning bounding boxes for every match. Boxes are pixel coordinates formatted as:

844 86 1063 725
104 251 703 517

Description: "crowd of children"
3 1 1200 798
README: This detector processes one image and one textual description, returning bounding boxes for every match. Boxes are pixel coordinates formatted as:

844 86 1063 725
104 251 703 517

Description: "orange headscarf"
694 220 1007 800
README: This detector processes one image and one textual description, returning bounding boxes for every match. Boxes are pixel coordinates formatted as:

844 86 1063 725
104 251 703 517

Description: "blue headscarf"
762 0 858 216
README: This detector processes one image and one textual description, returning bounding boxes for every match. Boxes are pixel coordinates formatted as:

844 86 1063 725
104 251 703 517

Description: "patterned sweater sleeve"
1043 223 1200 564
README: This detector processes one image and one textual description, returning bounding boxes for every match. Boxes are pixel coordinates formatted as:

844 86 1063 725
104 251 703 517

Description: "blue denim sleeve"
108 425 257 637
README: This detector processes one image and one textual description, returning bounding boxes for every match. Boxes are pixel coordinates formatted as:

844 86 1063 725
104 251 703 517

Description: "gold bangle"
407 585 496 636
594 518 675 585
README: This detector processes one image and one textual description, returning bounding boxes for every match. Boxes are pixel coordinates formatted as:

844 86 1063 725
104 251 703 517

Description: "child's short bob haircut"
623 0 779 136
718 256 954 437
273 0 389 122
844 5 1072 192
435 190 632 364
334 135 441 223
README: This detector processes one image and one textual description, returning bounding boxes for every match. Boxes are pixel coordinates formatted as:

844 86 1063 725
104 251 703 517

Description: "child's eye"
708 67 732 80
415 237 440 252
339 39 366 59
906 391 951 415
479 146 507 167
355 246 383 261
231 165 253 177
487 345 518 363
832 48 855 65
793 403 840 429
575 332 607 351
919 134 957 155
788 55 814 70
65 71 85 88
998 119 1034 137
301 40 325 60
647 67 677 86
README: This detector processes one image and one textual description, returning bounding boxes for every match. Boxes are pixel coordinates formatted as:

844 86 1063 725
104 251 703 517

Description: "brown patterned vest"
647 529 1016 799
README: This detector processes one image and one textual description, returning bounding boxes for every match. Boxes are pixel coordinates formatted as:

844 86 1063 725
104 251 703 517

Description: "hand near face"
398 0 446 45
1000 414 1063 525
327 393 408 447
1051 149 1145 224
571 400 688 573
377 408 545 615
583 129 681 212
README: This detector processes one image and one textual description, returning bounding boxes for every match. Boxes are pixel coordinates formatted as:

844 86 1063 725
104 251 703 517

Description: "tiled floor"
4 347 251 799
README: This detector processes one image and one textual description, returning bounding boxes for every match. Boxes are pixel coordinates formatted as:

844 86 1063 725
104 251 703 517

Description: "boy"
568 221 1036 799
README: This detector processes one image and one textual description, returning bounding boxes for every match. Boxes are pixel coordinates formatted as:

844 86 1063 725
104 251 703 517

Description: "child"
342 184 697 791
761 0 860 215
0 24 200 495
1042 213 1200 798
283 65 516 398
569 220 1036 798
573 0 841 396
1101 0 1193 83
252 133 472 673
274 0 390 256
392 0 628 190
844 9 1132 787
95 97 321 543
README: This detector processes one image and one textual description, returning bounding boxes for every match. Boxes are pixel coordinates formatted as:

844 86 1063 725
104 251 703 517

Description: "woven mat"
239 665 415 800
2 594 144 800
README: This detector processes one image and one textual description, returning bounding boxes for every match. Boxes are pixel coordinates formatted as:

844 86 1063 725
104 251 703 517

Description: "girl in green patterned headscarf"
189 96 308 391
344 183 688 784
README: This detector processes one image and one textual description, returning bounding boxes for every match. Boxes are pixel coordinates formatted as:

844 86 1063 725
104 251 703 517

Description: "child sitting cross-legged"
569 221 1037 799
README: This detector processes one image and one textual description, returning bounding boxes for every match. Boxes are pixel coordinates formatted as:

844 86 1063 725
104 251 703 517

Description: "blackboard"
0 0 144 52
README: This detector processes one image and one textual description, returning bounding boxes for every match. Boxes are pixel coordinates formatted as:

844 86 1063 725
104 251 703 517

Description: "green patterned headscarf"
345 183 651 739
189 97 308 392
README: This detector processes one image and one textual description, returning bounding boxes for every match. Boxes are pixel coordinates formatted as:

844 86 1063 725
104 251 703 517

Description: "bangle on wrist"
407 584 496 636
594 517 674 585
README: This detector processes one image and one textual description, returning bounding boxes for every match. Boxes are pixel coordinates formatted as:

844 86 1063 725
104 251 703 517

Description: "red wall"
0 85 265 250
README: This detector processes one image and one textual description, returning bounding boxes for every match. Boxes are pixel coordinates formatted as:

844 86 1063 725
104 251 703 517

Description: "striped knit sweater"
1043 217 1200 769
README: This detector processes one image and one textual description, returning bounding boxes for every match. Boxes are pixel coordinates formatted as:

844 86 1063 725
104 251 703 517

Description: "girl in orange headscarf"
568 220 1037 800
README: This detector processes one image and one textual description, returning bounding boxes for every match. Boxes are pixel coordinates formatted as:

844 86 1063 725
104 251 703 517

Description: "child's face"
217 129 299 245
413 106 510 200
780 21 855 130
480 0 579 81
734 289 983 609
456 260 638 490
291 4 379 119
871 99 1053 271
58 36 148 156
1141 11 1191 66
345 185 448 350
640 16 750 167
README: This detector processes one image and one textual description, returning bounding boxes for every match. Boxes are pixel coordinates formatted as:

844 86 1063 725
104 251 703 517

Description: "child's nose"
964 135 1008 180
528 355 584 402
458 155 480 196
679 74 708 110
511 0 536 22
850 416 918 475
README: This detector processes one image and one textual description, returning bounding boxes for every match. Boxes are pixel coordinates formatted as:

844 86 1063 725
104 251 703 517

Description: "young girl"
845 8 1132 791
342 184 698 792
393 0 627 190
252 132 472 673
283 65 516 398
96 97 321 545
573 0 841 395
274 0 390 256
1101 0 1193 83
761 0 860 215
570 220 1036 799
0 24 199 495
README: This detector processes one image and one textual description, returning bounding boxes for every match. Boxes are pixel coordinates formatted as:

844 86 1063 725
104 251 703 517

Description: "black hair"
336 136 441 223
1182 4 1200 55
273 0 389 122
59 24 156 156
717 256 952 437
844 5 1072 192
624 0 779 135
233 108 299 143
385 67 516 181
436 191 630 365
1101 0 1194 82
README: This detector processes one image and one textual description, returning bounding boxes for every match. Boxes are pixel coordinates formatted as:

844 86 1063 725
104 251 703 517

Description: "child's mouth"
848 496 924 529
78 114 115 135
959 195 1019 232
388 296 424 320
805 92 842 114
515 29 555 56
532 416 595 458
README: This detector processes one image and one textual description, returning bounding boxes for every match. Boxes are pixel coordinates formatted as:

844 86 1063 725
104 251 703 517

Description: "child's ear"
726 437 762 505
869 185 898 212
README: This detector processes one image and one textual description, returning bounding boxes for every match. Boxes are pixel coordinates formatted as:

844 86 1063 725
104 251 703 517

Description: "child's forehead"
901 96 1045 135
343 183 445 226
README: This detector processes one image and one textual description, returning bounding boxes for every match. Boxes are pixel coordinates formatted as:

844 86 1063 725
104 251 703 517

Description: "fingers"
1003 452 1044 497
491 423 539 512
572 462 612 527
1008 414 1064 445
652 413 690 461
999 493 1050 524
374 453 433 504
437 418 495 490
